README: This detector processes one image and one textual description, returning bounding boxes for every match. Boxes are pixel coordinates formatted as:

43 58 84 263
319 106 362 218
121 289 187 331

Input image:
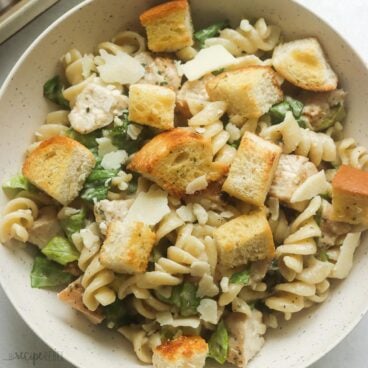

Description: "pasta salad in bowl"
1 1 368 368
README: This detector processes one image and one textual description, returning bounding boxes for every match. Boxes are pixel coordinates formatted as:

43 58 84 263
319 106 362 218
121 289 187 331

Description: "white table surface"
1 0 368 367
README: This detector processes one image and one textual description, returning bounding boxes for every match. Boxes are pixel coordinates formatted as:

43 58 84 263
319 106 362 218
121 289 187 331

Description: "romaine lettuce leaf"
208 320 229 364
230 269 250 285
41 236 79 265
194 21 229 48
43 76 70 109
2 174 32 196
60 208 86 241
31 256 74 288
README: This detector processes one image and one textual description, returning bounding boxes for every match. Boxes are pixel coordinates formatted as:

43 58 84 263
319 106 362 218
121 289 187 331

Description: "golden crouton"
140 0 194 53
99 220 156 274
153 336 208 368
128 128 228 197
206 66 283 121
223 132 281 206
129 84 176 130
22 136 96 205
272 38 338 91
332 165 368 225
214 209 275 268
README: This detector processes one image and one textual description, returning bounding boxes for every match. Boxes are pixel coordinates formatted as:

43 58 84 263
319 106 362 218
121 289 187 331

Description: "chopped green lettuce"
80 186 109 203
66 129 102 149
41 236 79 266
60 208 86 241
81 165 118 203
230 269 250 285
31 256 74 288
160 326 182 342
194 21 229 48
317 250 330 262
104 300 130 329
85 168 118 185
2 175 33 197
269 96 304 125
208 320 229 364
105 110 147 154
170 282 201 317
285 96 304 118
43 76 70 109
156 282 201 317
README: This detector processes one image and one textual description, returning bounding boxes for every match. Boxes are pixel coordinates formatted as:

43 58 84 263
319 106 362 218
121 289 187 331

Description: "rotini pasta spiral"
0 198 38 243
119 325 161 364
72 222 116 311
188 101 237 165
130 286 171 320
260 111 337 166
336 137 368 170
204 18 281 56
266 196 334 319
98 31 146 56
81 254 116 311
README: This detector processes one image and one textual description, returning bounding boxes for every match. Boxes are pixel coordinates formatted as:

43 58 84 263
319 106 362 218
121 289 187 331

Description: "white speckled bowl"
1 1 368 367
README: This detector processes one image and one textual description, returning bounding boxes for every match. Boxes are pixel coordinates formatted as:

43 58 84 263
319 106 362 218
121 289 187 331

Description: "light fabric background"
0 0 367 367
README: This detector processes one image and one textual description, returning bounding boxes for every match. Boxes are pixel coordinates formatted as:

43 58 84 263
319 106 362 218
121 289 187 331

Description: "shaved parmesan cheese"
96 137 117 157
101 150 128 170
97 49 145 84
197 274 219 298
182 45 236 81
127 124 143 140
290 170 331 203
124 185 170 226
81 54 96 79
197 299 218 324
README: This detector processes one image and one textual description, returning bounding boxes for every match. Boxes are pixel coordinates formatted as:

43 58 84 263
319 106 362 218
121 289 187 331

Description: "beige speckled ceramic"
1 1 368 367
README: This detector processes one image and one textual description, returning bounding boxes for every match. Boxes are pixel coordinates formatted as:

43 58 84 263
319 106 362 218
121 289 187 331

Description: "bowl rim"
1 1 368 368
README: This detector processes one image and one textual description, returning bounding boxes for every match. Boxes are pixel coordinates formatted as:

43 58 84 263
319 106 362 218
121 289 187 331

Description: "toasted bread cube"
22 136 95 205
128 128 228 197
272 38 338 91
206 66 283 121
100 220 156 274
270 154 318 205
129 84 176 130
223 132 281 206
332 165 368 225
140 0 193 53
58 278 105 325
225 311 266 368
214 209 275 268
153 336 208 368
